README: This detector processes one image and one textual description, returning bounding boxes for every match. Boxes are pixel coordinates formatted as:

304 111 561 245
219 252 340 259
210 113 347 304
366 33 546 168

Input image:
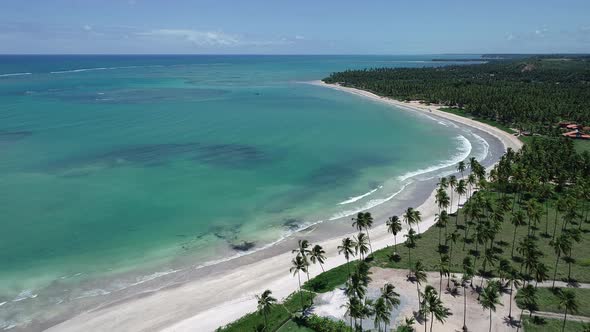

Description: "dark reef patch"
231 241 256 251
0 131 32 144
283 218 302 231
45 142 274 174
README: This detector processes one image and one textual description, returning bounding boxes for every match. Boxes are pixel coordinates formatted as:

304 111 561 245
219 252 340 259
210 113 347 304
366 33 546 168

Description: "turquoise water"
0 55 487 327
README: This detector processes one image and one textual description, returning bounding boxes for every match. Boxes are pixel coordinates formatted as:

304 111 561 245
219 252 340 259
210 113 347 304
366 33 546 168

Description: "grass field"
216 291 315 332
276 319 315 332
305 190 590 295
522 316 589 332
574 140 590 154
517 287 590 317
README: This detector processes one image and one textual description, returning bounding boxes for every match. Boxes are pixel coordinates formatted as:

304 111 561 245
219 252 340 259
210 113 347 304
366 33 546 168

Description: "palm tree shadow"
503 316 520 328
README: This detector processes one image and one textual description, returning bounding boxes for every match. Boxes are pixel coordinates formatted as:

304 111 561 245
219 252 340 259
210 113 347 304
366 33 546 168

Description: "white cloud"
139 29 239 46
295 35 305 40
83 25 92 32
506 33 515 41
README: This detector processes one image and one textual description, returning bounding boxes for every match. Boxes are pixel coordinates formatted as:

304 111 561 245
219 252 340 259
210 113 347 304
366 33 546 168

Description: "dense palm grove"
323 57 590 134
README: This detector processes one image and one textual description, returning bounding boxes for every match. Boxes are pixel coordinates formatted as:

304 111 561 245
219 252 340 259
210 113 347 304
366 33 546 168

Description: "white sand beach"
45 82 523 332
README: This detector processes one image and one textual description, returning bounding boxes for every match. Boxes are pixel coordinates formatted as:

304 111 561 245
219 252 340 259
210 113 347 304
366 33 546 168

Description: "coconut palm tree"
461 273 472 331
338 237 357 279
506 268 522 320
290 254 308 311
557 289 579 332
437 254 450 293
457 161 466 178
398 317 416 332
511 210 527 257
373 297 390 332
468 173 477 197
404 207 422 233
386 215 402 252
438 177 449 191
516 284 538 322
341 295 360 328
423 285 451 332
309 244 326 272
550 234 572 288
256 289 277 331
480 282 502 332
355 232 370 260
292 239 312 282
353 212 374 254
405 228 418 276
436 188 450 215
414 260 428 312
447 230 460 268
381 283 401 310
449 175 458 212
532 262 549 288
455 179 467 225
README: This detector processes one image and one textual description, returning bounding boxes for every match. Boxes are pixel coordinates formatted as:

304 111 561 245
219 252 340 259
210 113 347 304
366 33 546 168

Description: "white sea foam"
0 302 6 307
329 183 410 221
0 72 32 78
398 135 472 182
338 186 382 205
12 290 38 302
73 289 111 300
471 132 490 160
50 66 140 74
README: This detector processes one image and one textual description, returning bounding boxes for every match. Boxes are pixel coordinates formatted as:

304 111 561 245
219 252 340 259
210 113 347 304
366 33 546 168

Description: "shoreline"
43 82 522 332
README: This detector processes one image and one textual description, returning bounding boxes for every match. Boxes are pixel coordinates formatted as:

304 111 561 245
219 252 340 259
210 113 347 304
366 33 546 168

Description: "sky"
0 0 588 54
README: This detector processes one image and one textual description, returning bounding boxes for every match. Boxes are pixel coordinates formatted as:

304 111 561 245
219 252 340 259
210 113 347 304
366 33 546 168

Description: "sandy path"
46 82 522 332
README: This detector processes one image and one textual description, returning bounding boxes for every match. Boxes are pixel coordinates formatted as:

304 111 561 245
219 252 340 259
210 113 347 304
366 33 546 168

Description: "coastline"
43 82 522 332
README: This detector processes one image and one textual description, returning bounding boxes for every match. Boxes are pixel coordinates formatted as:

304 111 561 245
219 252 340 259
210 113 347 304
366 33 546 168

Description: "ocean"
0 55 489 329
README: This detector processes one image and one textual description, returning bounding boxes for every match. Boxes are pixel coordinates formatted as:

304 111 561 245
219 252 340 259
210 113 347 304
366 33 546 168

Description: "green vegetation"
522 316 589 332
216 291 315 332
276 319 315 332
517 288 590 317
324 57 590 134
575 140 590 154
439 107 516 134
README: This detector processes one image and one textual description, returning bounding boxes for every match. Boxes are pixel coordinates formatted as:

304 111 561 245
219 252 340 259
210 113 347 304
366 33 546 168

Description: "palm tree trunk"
297 272 304 311
264 312 268 331
562 311 568 332
430 312 434 332
553 210 559 240
463 286 467 330
366 227 373 255
509 282 514 319
417 283 421 312
319 262 325 272
489 308 492 332
408 248 412 277
553 253 560 288
511 225 518 257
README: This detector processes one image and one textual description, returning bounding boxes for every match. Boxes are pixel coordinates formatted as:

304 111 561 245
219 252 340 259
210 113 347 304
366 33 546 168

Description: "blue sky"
0 0 588 54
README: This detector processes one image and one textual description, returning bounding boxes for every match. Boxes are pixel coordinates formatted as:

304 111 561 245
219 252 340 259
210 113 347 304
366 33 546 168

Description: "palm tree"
506 268 522 320
256 289 277 331
455 179 467 225
449 175 458 212
373 297 390 332
355 232 370 260
292 239 312 283
290 254 308 311
341 295 360 328
550 234 572 288
353 212 374 254
405 228 418 276
480 282 502 332
381 283 401 310
398 317 416 332
457 161 466 178
467 173 477 197
447 230 460 267
414 260 428 312
436 188 450 215
404 207 422 233
511 210 527 257
424 286 450 332
338 237 357 279
309 244 326 272
437 254 450 293
386 215 402 252
532 262 549 288
516 284 538 321
557 289 579 332
461 274 472 331
438 177 449 191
